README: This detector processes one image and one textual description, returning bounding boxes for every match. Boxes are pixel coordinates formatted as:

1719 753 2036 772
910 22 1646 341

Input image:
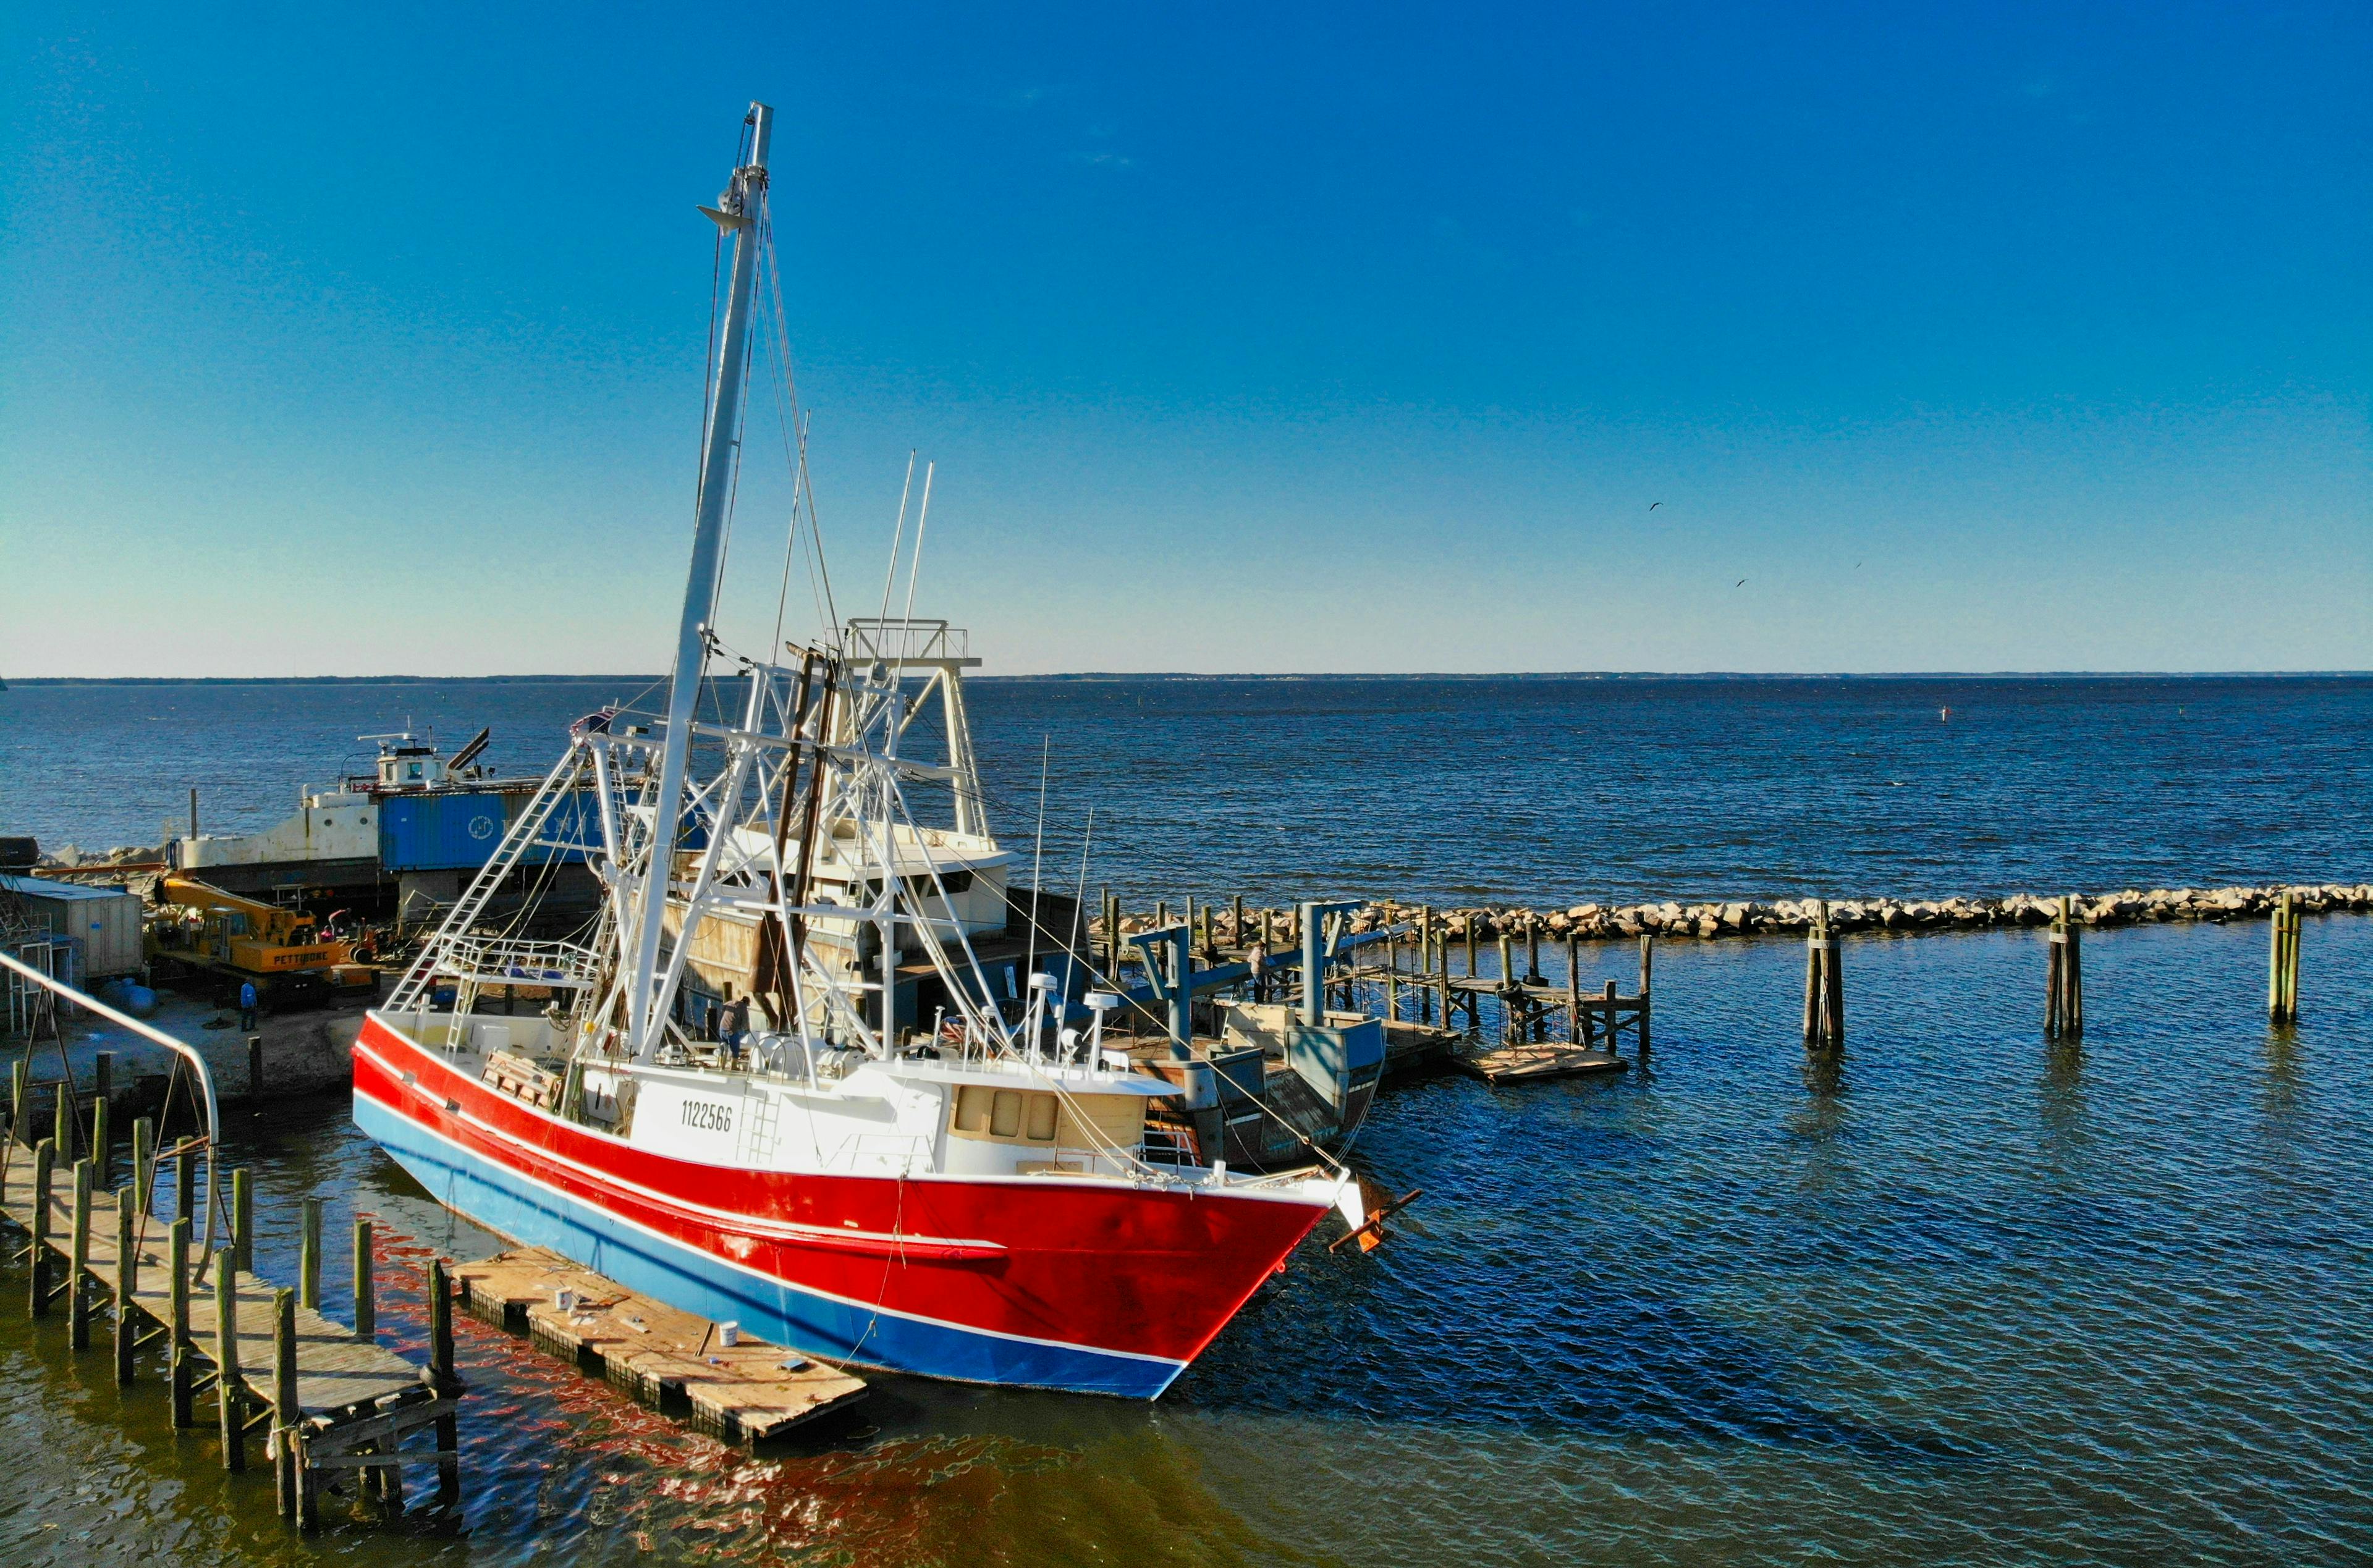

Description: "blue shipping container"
378 793 511 872
380 790 603 872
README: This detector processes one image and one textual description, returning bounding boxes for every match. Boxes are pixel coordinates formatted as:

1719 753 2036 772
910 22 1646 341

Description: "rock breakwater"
1102 883 2373 945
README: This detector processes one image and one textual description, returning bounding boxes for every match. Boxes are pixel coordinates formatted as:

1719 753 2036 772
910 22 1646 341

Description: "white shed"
1 873 146 977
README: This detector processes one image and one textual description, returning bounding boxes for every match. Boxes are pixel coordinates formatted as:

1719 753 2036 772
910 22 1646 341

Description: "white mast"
627 102 775 1057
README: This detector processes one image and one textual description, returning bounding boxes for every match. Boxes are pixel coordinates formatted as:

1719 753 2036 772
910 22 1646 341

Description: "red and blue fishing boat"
353 101 1368 1398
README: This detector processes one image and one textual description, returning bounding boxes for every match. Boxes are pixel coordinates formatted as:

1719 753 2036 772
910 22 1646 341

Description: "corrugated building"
0 872 145 977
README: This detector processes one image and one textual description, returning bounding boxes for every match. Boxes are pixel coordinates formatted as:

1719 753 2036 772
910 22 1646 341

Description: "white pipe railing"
0 948 222 1254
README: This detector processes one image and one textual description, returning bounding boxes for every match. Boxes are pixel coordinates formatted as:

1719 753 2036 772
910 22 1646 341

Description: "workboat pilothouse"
353 102 1373 1397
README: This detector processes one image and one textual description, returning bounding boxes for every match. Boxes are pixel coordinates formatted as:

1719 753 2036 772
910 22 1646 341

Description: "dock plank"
1457 1043 1631 1084
1 1154 431 1420
454 1246 865 1443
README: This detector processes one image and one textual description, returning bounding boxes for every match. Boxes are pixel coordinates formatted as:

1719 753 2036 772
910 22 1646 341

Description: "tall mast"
627 101 774 1056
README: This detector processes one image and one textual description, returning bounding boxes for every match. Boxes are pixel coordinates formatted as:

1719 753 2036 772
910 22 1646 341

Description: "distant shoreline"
4 670 2370 687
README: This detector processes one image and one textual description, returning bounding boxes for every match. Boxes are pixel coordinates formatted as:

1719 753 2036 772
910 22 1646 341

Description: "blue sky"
2 1 2366 675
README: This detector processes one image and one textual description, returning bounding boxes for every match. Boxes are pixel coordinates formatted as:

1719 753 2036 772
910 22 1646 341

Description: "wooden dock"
453 1246 866 1444
1 1144 454 1528
1457 1041 1630 1084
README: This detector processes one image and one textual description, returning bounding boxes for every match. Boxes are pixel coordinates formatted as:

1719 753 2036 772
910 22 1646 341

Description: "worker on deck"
238 980 258 1031
720 990 750 1059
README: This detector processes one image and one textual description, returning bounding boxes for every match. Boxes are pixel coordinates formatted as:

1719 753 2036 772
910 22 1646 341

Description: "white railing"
426 936 603 990
0 948 222 1254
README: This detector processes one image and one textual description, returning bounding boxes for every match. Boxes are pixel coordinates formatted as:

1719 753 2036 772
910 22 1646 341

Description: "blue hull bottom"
354 1094 1183 1399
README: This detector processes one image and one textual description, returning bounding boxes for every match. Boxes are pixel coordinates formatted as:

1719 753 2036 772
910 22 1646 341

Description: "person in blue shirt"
239 981 257 1031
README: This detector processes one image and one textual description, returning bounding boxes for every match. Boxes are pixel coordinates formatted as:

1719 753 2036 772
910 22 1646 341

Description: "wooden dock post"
2269 890 2302 1024
27 1139 54 1316
69 1158 93 1349
1803 901 1843 1050
1463 914 1478 977
9 1056 25 1146
93 1052 113 1189
54 1074 74 1163
169 1216 194 1428
247 1035 264 1099
2045 895 2084 1039
273 1288 300 1519
216 1250 245 1471
231 1167 252 1275
173 1137 195 1226
353 1218 374 1339
114 1187 138 1384
429 1256 460 1502
1638 935 1654 1055
1565 935 1582 1043
1495 934 1516 1043
130 1117 154 1217
1231 893 1244 950
300 1197 321 1312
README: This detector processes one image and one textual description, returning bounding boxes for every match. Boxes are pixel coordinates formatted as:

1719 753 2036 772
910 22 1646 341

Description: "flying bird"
1649 501 1662 511
1735 578 1747 588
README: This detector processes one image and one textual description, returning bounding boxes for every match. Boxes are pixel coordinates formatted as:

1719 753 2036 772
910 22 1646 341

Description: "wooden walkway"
454 1247 866 1445
0 1145 454 1528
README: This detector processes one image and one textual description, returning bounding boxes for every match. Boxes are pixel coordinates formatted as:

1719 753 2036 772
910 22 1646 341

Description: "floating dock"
454 1246 867 1444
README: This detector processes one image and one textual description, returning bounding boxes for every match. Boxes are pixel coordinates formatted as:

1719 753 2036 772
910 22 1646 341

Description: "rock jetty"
1102 883 2373 945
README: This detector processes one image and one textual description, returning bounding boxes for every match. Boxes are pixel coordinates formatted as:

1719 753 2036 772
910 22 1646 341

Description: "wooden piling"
273 1288 300 1517
2269 890 2302 1024
1495 934 1515 1043
93 1052 113 1189
429 1257 460 1501
1232 893 1244 950
248 1036 264 1098
300 1197 321 1311
54 1075 73 1163
114 1187 138 1384
216 1251 245 1471
1638 935 1654 1055
1803 901 1843 1050
2045 895 2084 1039
353 1218 374 1339
173 1137 195 1226
1565 935 1581 1043
69 1158 93 1349
131 1117 154 1218
27 1139 53 1317
169 1216 194 1428
9 1056 26 1147
232 1167 252 1275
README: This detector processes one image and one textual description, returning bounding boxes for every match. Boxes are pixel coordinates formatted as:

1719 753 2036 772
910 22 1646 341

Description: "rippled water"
2 677 2368 1564
4 674 2369 903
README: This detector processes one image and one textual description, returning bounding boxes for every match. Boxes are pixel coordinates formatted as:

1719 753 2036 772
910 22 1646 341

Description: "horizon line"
7 670 2372 686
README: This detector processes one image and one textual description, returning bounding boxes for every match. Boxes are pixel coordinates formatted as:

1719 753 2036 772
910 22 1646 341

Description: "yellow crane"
152 875 361 998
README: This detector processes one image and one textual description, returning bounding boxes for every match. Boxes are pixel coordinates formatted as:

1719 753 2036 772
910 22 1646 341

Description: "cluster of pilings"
1 1087 459 1530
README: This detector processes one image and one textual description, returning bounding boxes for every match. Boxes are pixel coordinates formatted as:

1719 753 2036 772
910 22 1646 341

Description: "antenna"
1068 803 1098 988
899 460 934 654
1023 735 1050 991
877 451 915 632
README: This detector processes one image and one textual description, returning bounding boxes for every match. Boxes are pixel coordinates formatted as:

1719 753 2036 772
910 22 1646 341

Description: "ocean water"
4 673 2369 903
1 675 2369 1566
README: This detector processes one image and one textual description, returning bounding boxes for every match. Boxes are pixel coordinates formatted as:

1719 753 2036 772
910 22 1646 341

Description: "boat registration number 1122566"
681 1099 735 1133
